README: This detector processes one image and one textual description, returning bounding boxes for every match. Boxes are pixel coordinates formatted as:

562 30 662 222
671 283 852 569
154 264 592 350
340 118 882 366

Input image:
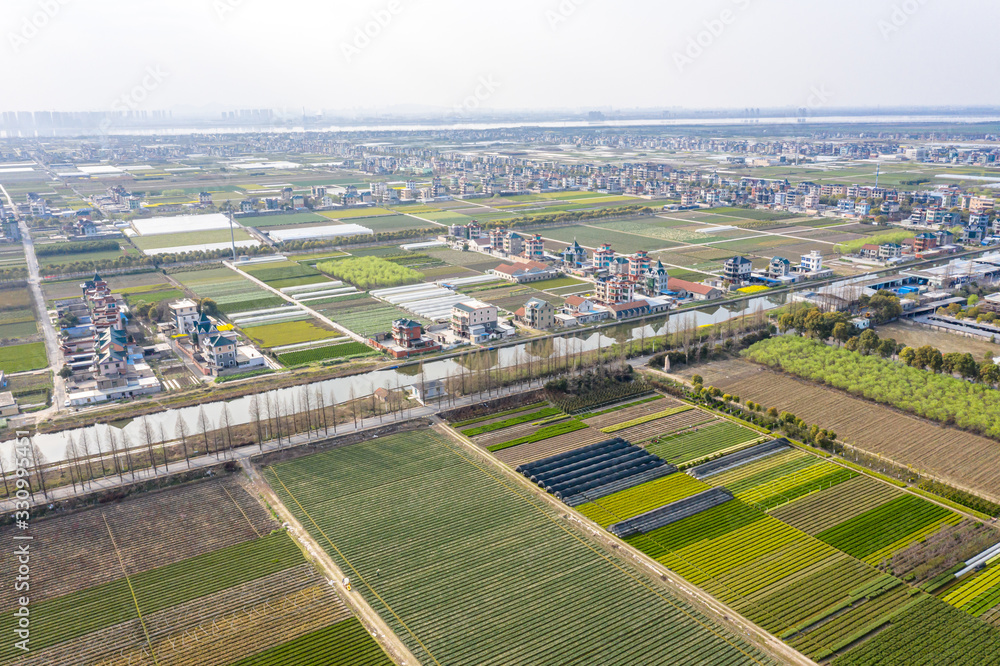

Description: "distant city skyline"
1 0 996 114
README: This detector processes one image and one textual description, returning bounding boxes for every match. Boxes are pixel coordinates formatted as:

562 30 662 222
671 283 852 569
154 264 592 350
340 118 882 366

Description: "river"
20 293 785 462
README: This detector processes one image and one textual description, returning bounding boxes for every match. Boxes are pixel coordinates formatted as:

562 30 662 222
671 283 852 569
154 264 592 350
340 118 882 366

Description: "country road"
0 183 67 415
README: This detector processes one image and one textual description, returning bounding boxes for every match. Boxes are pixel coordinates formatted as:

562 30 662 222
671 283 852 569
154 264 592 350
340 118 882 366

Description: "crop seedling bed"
263 430 776 665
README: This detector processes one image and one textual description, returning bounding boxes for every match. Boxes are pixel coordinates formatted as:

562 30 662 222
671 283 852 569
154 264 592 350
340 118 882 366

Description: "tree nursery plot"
264 430 776 666
697 358 1000 502
743 336 1000 439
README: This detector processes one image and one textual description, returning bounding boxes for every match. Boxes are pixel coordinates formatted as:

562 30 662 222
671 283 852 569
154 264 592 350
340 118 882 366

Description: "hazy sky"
2 0 996 114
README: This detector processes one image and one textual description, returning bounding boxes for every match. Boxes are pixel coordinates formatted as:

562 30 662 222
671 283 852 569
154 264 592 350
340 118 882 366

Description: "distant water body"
6 114 1000 138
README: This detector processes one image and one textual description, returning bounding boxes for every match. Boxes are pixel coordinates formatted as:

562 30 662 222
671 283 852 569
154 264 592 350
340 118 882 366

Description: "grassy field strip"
486 420 589 453
452 401 548 427
600 405 693 434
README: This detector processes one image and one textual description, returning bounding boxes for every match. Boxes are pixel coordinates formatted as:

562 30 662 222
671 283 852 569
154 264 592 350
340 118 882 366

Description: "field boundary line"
268 467 443 666
101 514 162 666
220 482 262 538
698 389 1000 528
432 418 789 666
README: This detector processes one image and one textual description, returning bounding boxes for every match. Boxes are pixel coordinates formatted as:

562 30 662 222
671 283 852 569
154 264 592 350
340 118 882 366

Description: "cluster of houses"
442 221 839 331
165 299 266 377
55 273 163 407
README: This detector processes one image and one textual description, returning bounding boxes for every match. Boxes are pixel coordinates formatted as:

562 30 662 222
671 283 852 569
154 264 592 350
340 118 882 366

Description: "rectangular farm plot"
817 494 960 565
0 341 47 373
0 479 388 666
576 473 711 528
264 430 777 666
174 267 285 314
242 319 340 348
704 450 859 511
645 421 764 466
600 407 715 442
625 501 884 643
769 475 903 535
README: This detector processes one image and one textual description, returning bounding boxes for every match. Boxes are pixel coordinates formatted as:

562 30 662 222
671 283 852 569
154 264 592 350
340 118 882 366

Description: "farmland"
264 429 777 665
645 421 765 466
173 267 285 314
277 341 376 366
0 478 390 665
317 256 423 290
743 336 1000 438
0 341 47 373
697 358 1000 500
314 296 428 336
242 319 340 348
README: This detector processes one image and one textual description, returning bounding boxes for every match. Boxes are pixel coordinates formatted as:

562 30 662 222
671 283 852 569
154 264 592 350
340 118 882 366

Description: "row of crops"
0 479 392 666
645 421 765 466
264 430 778 665
450 387 1000 658
175 267 285 315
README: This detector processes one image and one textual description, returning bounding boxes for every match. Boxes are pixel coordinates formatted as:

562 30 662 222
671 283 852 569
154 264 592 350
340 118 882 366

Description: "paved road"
1 183 67 416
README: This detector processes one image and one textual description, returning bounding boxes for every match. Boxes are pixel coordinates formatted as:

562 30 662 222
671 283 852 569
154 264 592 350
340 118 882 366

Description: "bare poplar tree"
30 443 48 500
120 431 136 482
197 406 213 458
220 402 235 457
141 416 158 474
249 393 264 451
158 422 169 472
315 388 328 436
175 415 191 469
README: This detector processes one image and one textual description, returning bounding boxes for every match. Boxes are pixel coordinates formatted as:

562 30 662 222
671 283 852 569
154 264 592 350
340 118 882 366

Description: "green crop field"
131 228 255 251
248 212 327 227
316 206 395 220
264 430 777 665
229 619 392 665
460 406 562 436
317 298 428 336
0 479 388 665
487 419 588 452
817 494 960 564
769 475 902 535
577 473 710 528
242 319 340 348
702 449 858 511
174 267 280 314
0 341 47 373
944 563 1000 618
541 225 678 254
645 422 763 465
277 341 377 365
831 595 1000 666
